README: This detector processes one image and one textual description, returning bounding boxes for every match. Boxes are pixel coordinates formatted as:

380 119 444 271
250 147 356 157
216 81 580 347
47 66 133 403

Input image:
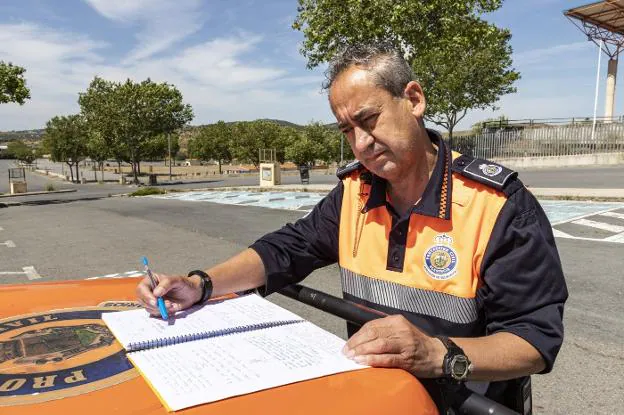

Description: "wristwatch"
187 270 213 305
438 336 473 382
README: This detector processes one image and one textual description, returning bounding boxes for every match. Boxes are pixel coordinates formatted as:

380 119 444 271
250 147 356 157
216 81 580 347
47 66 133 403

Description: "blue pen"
142 256 169 320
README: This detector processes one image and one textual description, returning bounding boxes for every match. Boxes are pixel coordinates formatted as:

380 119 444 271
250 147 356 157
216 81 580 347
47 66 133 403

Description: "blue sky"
0 0 617 132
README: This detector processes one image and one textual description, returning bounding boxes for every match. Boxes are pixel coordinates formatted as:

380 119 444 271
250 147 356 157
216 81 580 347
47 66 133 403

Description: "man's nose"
353 127 374 153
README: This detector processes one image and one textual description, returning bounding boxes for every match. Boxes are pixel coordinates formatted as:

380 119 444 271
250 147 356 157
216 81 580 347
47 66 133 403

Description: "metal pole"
592 40 603 141
168 134 172 181
340 135 344 166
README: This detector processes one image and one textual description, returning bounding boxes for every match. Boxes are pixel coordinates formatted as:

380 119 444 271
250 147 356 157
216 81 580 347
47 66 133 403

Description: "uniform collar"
363 128 452 220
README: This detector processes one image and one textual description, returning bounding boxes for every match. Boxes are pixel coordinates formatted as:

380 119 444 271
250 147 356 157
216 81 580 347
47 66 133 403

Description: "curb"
0 189 77 198
159 186 624 202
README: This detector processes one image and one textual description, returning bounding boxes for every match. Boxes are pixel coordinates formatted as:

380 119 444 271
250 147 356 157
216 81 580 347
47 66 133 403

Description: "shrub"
129 187 166 197
45 182 56 192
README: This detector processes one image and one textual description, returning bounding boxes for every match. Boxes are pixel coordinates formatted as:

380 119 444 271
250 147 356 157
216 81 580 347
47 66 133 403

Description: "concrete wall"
493 152 624 169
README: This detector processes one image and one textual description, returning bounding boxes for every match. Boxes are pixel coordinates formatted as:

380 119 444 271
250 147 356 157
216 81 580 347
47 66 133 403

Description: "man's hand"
136 274 202 316
342 315 447 378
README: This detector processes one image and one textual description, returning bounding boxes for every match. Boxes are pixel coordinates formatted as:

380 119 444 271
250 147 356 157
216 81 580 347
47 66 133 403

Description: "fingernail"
345 349 355 358
150 299 157 307
353 355 366 364
153 288 163 297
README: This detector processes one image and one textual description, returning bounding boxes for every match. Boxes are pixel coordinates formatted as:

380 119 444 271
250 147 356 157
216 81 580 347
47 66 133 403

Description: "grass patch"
129 187 166 197
45 182 56 192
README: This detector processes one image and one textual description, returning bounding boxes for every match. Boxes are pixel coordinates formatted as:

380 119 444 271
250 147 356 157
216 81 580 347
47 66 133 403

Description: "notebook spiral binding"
127 319 304 352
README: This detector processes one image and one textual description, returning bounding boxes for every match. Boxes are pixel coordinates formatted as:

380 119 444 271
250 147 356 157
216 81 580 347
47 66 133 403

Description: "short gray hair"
323 42 414 97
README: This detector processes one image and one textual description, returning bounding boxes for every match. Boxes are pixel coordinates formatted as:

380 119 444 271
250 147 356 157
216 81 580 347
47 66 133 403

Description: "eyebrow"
337 107 379 131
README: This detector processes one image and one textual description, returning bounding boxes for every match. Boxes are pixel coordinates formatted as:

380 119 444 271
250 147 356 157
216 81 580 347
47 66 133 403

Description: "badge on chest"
424 234 458 280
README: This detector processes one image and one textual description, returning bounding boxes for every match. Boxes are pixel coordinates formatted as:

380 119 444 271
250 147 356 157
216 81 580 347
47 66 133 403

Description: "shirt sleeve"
249 182 343 296
477 184 568 373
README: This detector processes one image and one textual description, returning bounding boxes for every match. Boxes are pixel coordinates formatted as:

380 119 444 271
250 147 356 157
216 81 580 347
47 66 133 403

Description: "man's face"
329 66 426 182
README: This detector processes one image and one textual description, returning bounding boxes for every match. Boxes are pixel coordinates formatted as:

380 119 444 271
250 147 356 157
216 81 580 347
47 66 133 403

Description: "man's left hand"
343 315 447 378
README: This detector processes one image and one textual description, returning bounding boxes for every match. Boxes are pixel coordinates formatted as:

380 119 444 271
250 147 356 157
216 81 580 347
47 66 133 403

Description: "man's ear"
404 81 426 119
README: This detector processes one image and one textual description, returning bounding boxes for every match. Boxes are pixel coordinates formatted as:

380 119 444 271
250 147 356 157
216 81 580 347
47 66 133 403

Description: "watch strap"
437 336 472 382
187 270 213 305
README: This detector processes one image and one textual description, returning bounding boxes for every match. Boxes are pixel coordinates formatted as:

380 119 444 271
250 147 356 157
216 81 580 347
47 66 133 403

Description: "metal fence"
452 122 624 160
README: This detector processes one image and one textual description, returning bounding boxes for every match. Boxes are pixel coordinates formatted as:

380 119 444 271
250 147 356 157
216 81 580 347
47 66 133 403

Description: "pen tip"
141 256 148 266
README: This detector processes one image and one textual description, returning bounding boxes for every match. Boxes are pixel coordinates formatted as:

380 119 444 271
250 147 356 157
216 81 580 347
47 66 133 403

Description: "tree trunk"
218 160 222 175
75 163 80 183
448 125 454 150
94 163 98 182
67 162 74 182
137 160 141 176
132 162 139 184
100 162 105 182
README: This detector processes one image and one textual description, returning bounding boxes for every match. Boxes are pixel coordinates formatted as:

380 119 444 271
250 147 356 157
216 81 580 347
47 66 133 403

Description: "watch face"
451 355 469 379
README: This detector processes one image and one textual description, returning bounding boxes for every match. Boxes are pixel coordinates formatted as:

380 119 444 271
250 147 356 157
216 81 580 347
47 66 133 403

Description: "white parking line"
0 266 41 280
1 240 15 248
550 205 624 226
605 232 624 243
599 211 624 220
23 266 41 280
85 270 145 280
571 218 624 233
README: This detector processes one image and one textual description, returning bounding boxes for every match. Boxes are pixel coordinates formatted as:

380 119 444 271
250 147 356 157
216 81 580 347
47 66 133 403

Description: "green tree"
79 77 125 174
285 129 317 166
292 0 519 141
0 62 31 105
79 77 194 184
7 140 36 164
188 121 233 174
43 115 88 182
414 21 519 140
85 130 110 182
231 120 285 167
471 115 509 134
144 133 180 162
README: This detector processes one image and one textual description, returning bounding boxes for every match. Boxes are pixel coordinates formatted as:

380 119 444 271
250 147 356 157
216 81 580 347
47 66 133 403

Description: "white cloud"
514 41 594 67
0 21 332 131
83 0 205 63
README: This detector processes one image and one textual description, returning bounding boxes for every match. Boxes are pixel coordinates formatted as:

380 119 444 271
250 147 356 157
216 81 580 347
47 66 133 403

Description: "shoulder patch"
336 160 364 180
451 155 518 191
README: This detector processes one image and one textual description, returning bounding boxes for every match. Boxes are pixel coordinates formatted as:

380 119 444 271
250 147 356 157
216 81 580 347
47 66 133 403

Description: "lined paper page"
128 321 367 411
102 294 303 350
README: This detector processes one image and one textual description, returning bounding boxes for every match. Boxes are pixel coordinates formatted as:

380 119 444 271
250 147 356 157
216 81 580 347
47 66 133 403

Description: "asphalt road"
0 193 622 414
2 160 624 200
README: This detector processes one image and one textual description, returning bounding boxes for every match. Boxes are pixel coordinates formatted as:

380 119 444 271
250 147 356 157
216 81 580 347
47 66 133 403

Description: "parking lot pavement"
0 190 622 413
152 189 624 244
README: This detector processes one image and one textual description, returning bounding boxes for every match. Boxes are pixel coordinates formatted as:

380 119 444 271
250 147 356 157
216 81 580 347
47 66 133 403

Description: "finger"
140 300 161 316
344 320 394 352
348 337 399 358
164 299 183 313
351 353 403 369
153 277 176 297
136 277 157 307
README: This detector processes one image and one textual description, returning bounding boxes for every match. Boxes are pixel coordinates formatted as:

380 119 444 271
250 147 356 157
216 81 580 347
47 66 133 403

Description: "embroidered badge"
424 234 458 280
0 302 141 406
478 163 503 177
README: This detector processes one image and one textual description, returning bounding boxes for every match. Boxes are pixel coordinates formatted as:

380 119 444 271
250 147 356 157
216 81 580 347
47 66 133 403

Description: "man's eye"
363 114 379 129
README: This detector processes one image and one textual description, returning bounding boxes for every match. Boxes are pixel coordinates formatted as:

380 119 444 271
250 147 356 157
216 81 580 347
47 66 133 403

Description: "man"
136 42 567 412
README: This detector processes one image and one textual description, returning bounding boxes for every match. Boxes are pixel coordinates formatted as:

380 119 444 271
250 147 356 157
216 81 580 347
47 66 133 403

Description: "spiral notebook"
102 294 366 411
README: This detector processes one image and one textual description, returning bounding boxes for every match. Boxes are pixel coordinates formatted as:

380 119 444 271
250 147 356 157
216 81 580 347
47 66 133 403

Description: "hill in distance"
0 119 338 142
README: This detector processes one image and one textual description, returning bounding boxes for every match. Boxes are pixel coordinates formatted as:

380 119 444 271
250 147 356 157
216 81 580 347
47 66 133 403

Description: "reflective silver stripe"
340 267 479 324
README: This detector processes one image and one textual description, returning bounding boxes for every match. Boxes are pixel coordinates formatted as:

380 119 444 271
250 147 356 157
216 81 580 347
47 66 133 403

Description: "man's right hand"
136 274 202 316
